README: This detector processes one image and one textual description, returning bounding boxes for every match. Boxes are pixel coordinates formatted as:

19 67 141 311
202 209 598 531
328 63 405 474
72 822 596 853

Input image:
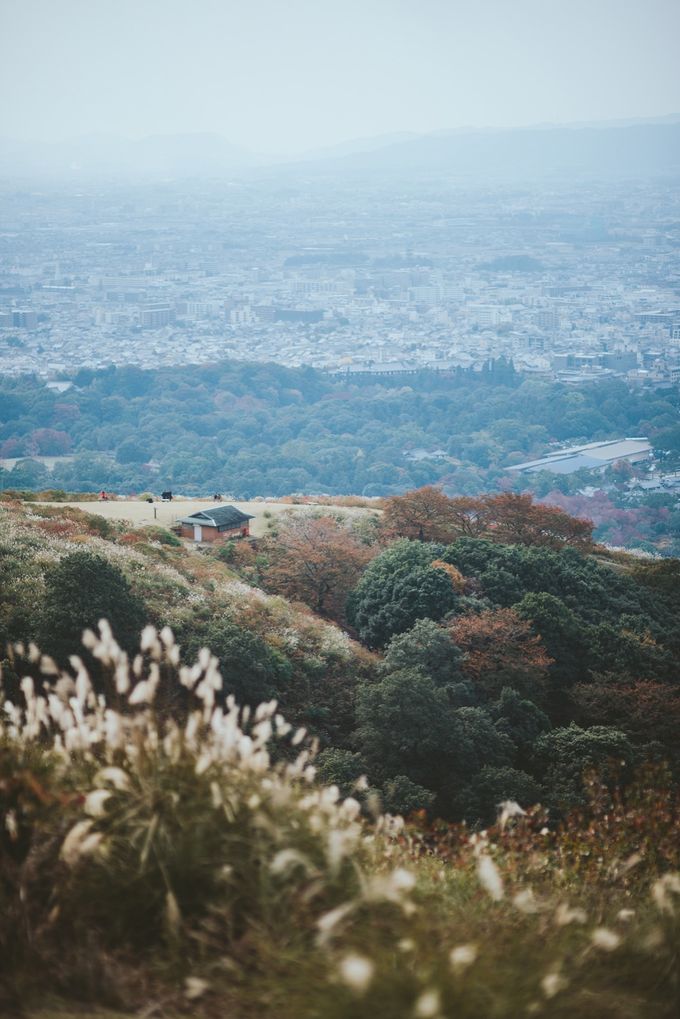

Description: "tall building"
535 309 560 331
11 310 38 329
140 304 174 329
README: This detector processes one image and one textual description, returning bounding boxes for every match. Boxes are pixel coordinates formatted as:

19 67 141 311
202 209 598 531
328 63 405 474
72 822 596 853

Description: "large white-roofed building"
506 438 652 476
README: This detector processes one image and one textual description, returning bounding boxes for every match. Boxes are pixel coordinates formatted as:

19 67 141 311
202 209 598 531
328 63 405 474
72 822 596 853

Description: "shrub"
37 550 146 664
0 625 408 1009
83 512 114 538
182 618 293 706
381 775 435 816
316 748 368 797
214 539 237 564
140 524 182 547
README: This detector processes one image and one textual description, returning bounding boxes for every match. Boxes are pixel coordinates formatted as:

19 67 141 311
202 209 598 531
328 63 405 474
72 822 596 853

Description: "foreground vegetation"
2 627 680 1018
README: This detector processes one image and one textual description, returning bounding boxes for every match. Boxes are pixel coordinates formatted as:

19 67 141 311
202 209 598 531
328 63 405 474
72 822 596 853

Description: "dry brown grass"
35 499 381 539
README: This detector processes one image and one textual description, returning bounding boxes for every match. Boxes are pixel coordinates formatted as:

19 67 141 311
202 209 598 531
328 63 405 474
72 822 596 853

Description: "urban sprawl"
1 173 679 388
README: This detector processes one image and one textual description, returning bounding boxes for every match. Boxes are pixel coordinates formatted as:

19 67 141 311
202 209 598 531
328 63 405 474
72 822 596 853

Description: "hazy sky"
2 0 679 153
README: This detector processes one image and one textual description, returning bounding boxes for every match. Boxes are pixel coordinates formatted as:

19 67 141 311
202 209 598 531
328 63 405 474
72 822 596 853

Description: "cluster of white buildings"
1 174 679 387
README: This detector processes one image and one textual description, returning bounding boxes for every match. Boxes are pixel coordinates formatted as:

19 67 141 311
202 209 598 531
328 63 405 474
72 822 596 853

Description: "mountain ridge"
2 114 680 178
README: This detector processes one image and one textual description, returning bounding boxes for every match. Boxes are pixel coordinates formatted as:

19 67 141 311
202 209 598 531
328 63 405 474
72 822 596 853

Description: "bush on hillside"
37 550 146 664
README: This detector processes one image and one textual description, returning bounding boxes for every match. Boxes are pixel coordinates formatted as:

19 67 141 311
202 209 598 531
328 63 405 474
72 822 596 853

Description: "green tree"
515 591 591 696
115 439 149 464
315 748 367 798
183 619 292 707
355 668 459 788
381 618 464 685
38 551 146 664
452 706 514 778
381 775 435 816
355 669 514 820
491 687 551 769
454 765 541 826
533 723 636 811
347 540 459 647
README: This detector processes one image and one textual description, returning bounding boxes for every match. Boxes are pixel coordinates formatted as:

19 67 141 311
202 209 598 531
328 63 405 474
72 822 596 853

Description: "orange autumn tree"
445 496 491 539
381 486 462 543
479 493 594 550
259 514 374 621
449 607 553 699
384 488 593 551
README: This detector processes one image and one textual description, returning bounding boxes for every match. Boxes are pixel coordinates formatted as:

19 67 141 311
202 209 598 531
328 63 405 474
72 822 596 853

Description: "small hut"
179 505 254 543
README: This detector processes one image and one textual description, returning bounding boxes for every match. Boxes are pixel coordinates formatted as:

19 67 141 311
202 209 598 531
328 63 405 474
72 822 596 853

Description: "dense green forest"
1 361 679 504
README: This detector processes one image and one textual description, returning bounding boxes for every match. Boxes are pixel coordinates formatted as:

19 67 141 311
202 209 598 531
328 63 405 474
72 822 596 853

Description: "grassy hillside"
2 494 679 817
0 499 376 747
2 626 680 1018
2 496 680 1016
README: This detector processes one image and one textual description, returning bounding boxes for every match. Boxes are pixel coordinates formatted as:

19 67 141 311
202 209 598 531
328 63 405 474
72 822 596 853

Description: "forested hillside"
1 361 679 501
2 491 679 824
2 492 680 1017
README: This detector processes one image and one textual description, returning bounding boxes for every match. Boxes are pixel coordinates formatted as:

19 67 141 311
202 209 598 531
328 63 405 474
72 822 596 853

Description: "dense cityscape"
1 169 679 387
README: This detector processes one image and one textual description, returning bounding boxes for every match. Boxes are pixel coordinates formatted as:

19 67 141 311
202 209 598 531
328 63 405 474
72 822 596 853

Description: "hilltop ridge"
2 115 680 178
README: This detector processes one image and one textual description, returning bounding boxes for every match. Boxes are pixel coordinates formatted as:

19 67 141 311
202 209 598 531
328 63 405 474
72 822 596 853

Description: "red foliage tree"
259 514 374 620
446 496 491 538
480 493 593 550
0 437 27 459
28 428 73 456
383 487 593 551
381 486 461 543
449 607 553 698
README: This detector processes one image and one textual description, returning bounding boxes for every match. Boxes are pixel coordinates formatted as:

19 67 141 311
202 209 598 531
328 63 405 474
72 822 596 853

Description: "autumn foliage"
448 607 553 697
256 514 374 620
381 485 463 542
381 488 594 550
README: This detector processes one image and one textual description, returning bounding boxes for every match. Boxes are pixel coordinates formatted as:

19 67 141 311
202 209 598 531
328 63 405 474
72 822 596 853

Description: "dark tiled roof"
181 505 254 528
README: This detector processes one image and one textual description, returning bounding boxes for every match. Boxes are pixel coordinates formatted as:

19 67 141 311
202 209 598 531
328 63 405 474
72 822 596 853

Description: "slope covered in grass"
1 627 680 1018
2 496 680 824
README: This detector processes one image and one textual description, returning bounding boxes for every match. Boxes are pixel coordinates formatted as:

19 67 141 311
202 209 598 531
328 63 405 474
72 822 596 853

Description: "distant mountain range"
321 120 680 177
1 115 679 179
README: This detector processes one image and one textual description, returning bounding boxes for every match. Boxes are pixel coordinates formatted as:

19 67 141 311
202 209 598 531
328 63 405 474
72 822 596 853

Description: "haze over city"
2 0 680 154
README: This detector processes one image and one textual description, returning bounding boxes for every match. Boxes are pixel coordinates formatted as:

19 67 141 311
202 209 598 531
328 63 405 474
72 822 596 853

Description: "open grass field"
36 498 380 538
